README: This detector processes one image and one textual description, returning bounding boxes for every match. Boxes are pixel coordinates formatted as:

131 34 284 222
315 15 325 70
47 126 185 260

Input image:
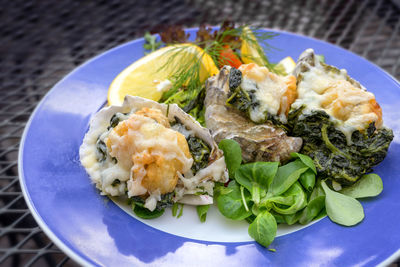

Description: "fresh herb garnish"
197 205 210 222
216 138 383 247
143 21 279 123
143 32 162 54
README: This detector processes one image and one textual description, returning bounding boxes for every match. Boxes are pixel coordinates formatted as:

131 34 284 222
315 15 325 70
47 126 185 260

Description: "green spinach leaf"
216 181 252 220
196 205 210 222
321 180 364 226
248 211 277 247
219 139 242 178
340 173 383 198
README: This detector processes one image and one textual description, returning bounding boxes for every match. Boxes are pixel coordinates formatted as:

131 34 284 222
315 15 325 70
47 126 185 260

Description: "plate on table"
19 28 400 266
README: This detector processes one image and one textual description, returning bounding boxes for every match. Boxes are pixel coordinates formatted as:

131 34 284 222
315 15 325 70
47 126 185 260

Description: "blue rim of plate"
19 28 400 266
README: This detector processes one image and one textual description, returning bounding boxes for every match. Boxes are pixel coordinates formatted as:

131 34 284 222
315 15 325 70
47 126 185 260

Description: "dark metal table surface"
1 0 399 266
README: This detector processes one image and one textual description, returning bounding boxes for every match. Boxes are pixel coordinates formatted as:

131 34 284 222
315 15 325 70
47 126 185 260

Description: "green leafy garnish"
340 173 383 198
298 181 326 225
133 205 165 219
143 32 162 54
218 139 242 178
321 180 364 226
248 211 277 247
299 169 316 192
197 205 210 222
235 162 279 204
216 181 252 220
152 22 278 124
269 159 308 196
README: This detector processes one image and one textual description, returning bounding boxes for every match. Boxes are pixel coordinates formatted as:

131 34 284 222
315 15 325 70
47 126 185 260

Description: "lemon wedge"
240 26 267 66
275 56 296 75
108 44 219 106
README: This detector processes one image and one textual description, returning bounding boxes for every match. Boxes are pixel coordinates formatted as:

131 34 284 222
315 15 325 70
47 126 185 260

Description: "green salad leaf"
321 180 364 226
340 173 383 198
219 139 242 178
269 182 307 215
299 169 316 192
197 205 210 222
269 159 308 196
235 162 279 204
248 210 277 247
298 182 326 225
290 152 317 174
216 181 252 220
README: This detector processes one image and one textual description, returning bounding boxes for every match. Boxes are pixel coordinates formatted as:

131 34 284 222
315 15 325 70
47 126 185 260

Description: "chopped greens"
288 109 393 185
187 135 211 174
228 67 242 90
95 139 107 162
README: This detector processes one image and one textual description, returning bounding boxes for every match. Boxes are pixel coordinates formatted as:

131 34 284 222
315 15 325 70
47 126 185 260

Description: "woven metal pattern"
1 0 399 266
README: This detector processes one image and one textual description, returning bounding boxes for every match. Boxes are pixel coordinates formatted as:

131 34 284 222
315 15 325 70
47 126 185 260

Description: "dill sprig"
152 24 280 123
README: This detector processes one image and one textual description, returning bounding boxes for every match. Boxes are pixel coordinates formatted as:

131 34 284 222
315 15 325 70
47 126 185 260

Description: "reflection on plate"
19 28 400 266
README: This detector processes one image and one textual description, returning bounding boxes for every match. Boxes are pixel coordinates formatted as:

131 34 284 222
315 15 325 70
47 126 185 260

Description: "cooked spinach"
229 67 242 90
157 192 174 210
111 179 121 187
187 135 211 174
288 108 393 185
129 192 174 215
96 139 107 162
108 112 128 130
226 84 257 113
133 205 165 219
130 196 166 219
163 85 207 126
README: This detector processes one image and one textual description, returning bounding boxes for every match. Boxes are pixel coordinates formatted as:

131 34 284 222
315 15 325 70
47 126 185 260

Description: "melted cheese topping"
106 108 193 199
292 59 382 143
79 97 228 212
239 63 297 123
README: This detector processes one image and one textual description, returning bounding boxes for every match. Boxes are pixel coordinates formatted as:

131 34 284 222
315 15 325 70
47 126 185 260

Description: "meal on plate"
79 96 227 215
79 21 393 248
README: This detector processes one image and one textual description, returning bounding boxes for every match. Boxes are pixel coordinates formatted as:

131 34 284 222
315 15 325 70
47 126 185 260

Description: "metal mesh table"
1 0 399 266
